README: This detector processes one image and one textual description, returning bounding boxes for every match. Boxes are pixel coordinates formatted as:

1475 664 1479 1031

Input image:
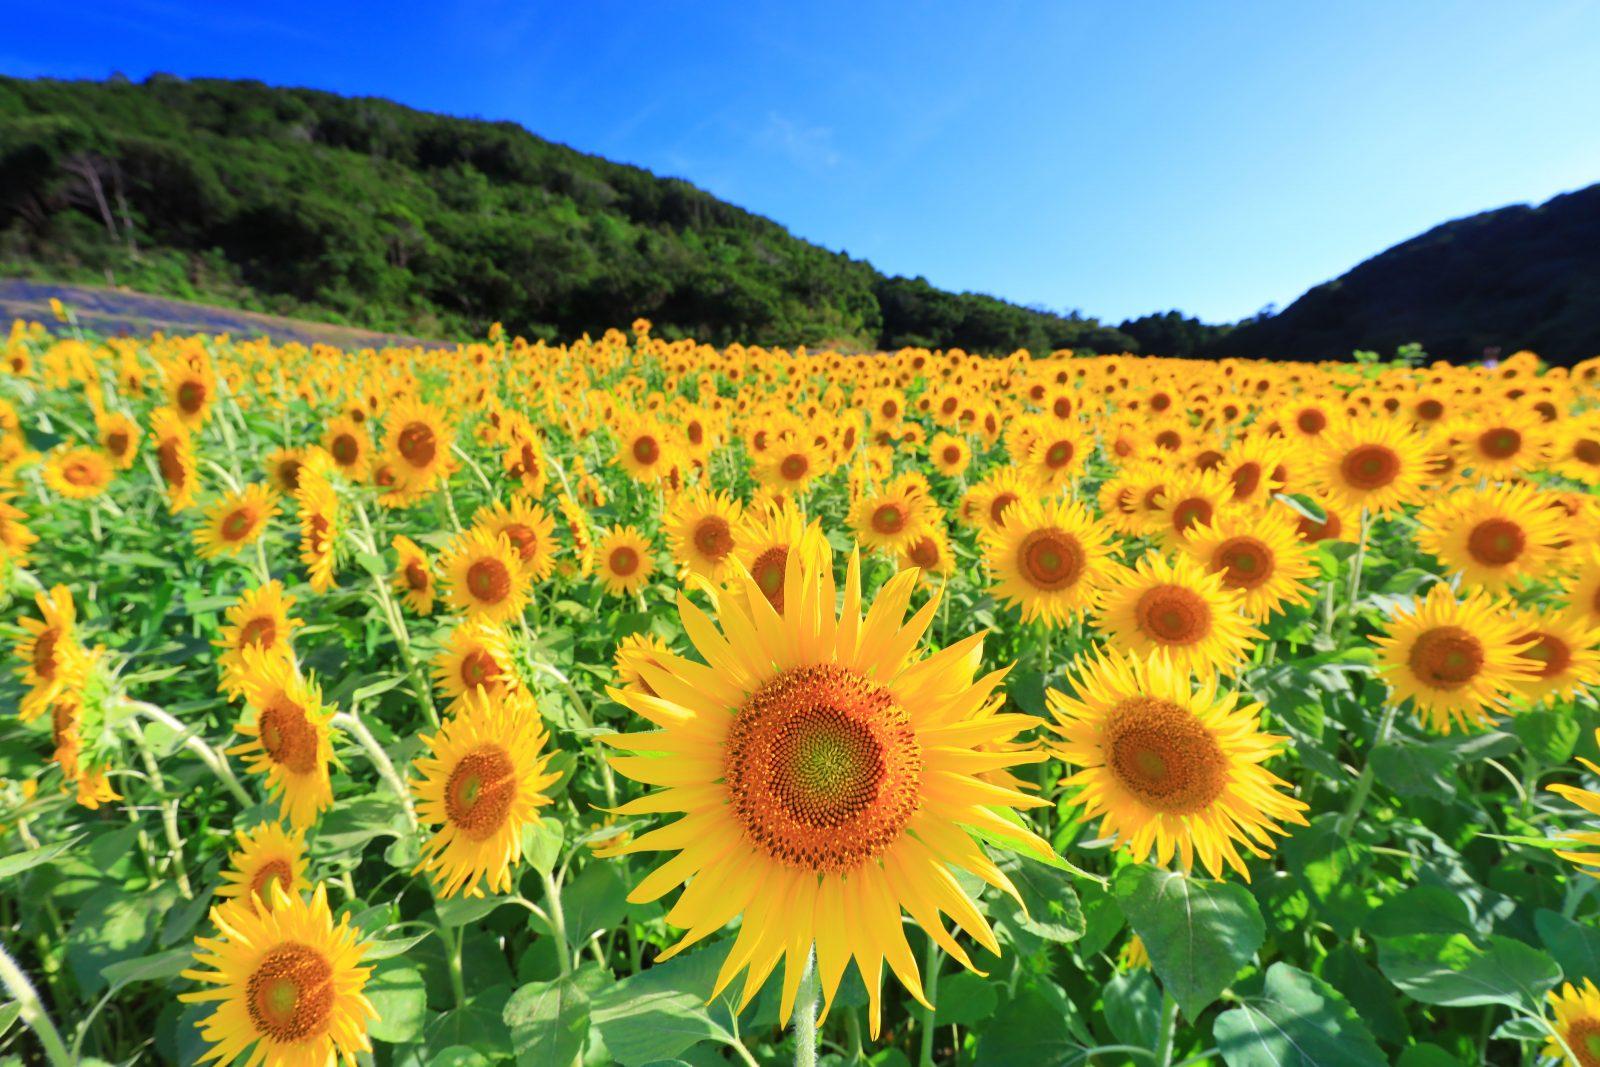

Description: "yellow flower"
322 416 370 480
229 649 338 830
1541 979 1600 1066
15 585 87 723
1416 482 1564 593
151 407 201 512
1180 508 1317 622
1150 467 1235 549
391 534 437 614
734 501 830 615
43 445 114 499
1094 552 1263 679
96 409 142 469
472 498 557 582
982 496 1115 627
898 525 956 577
1310 416 1430 517
196 484 279 559
664 487 743 583
294 474 339 593
848 473 935 554
382 397 454 494
439 528 530 621
596 524 656 596
1507 608 1600 707
432 619 520 709
215 582 302 698
927 433 971 477
216 822 311 912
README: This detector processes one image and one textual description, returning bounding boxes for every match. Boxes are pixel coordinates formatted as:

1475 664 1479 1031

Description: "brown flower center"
466 558 512 604
871 503 907 535
1574 439 1600 467
608 546 640 578
779 453 809 482
445 745 517 839
33 628 61 679
405 560 429 591
692 516 734 561
1104 697 1227 814
1212 537 1275 589
907 536 942 570
1018 529 1087 591
239 616 277 649
249 859 294 904
1466 518 1526 567
158 439 186 489
246 943 334 1042
221 506 258 542
1478 428 1521 460
1296 409 1327 435
1340 444 1401 490
1230 462 1261 499
460 649 501 690
631 435 660 465
1134 585 1213 645
1517 630 1571 680
751 546 789 612
330 434 359 466
106 430 130 457
988 491 1019 527
1045 441 1075 469
1407 626 1484 690
1170 497 1213 535
397 421 437 468
176 380 206 415
942 445 962 466
258 701 319 775
1416 399 1444 422
499 523 539 562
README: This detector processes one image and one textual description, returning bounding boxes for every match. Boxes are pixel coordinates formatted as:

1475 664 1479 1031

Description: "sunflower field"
5 309 1600 1067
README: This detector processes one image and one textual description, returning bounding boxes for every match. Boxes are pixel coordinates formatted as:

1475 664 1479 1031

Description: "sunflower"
294 473 339 593
596 524 656 596
1310 416 1430 517
927 432 971 477
216 823 311 912
965 466 1034 532
179 883 375 1067
1416 482 1565 592
439 528 530 622
898 525 956 577
322 416 370 480
501 432 549 497
1024 422 1091 491
1180 509 1317 622
1220 436 1288 507
42 445 113 500
166 356 217 428
848 473 934 554
411 689 560 897
1047 648 1307 880
1553 416 1600 485
391 535 437 614
96 409 141 469
382 397 454 493
601 548 1051 1036
472 498 557 582
1567 548 1600 630
1452 410 1548 479
196 484 279 560
1372 582 1538 734
265 447 306 495
614 416 678 483
76 766 122 810
1150 468 1235 549
983 496 1115 627
0 493 38 565
1541 979 1600 1067
756 437 829 494
1283 489 1359 544
15 585 87 722
215 582 302 698
432 619 521 708
735 501 830 615
1094 552 1262 678
151 407 200 512
229 649 338 830
665 487 744 583
1507 608 1600 707
613 631 676 697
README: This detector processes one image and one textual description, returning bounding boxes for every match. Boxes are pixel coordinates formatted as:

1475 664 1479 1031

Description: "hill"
1213 183 1600 364
0 75 1134 354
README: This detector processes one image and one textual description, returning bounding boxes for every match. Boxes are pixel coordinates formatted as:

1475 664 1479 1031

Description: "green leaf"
366 962 427 1044
1534 909 1600 982
504 964 607 1067
100 947 193 989
435 894 512 927
1513 708 1581 765
1278 817 1371 935
427 1048 492 1067
1213 962 1385 1066
0 1002 20 1039
1114 865 1265 1020
0 835 78 879
67 887 159 994
521 816 565 876
560 863 629 947
590 946 736 1066
1377 933 1560 1009
934 971 999 1027
364 930 435 960
1395 1044 1468 1066
1102 968 1162 1048
1369 886 1476 938
427 984 514 1056
991 852 1085 947
972 986 1093 1066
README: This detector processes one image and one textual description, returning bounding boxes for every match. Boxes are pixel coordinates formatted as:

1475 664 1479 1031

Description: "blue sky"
5 1 1600 324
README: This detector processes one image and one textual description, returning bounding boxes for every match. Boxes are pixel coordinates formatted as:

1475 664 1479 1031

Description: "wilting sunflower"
734 501 830 615
96 409 141 469
196 484 280 559
229 649 338 830
1416 482 1565 593
1047 648 1306 880
1540 979 1600 1066
1150 468 1235 549
596 524 656 596
411 689 560 897
1507 608 1600 707
1310 416 1430 517
295 472 339 593
15 585 86 722
391 535 437 614
43 445 114 499
180 883 375 1067
472 498 557 583
216 822 311 912
1094 552 1262 678
664 487 744 583
382 397 454 493
601 549 1051 1035
322 416 370 480
983 496 1115 626
848 473 934 554
1372 582 1538 733
1180 509 1317 622
432 619 520 708
215 582 302 698
439 529 530 622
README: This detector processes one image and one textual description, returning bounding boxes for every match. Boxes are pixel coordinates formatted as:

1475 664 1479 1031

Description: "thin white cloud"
754 111 840 169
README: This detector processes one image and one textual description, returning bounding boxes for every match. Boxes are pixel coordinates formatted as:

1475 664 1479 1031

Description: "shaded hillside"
0 75 1133 354
1217 184 1600 364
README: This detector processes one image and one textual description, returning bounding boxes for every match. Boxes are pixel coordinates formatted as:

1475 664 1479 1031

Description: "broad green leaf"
522 816 565 876
561 863 629 947
1369 886 1476 938
427 1048 492 1067
0 1002 20 1038
992 852 1086 947
1114 865 1265 1020
1278 817 1371 935
1377 933 1560 1009
67 887 159 994
933 970 999 1027
1513 708 1581 766
590 946 736 1066
435 894 512 927
1396 1043 1469 1066
0 835 78 879
972 986 1094 1066
426 984 515 1056
1213 962 1385 1066
1534 909 1600 982
100 947 193 989
366 962 427 1043
504 963 607 1067
364 930 435 960
1102 968 1162 1048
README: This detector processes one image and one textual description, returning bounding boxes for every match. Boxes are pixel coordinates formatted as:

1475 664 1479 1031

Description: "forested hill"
0 75 1135 353
1214 183 1600 364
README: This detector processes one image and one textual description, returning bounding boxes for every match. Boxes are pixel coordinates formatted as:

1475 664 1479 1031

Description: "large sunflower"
1416 482 1564 592
1451 410 1548 479
15 585 86 722
180 883 375 1067
472 498 558 583
1047 648 1306 879
1150 468 1235 549
196 484 280 560
982 496 1115 626
664 487 744 583
1310 416 1430 517
1542 979 1600 1067
439 529 529 622
1371 582 1538 733
1507 608 1600 707
602 549 1051 1035
1180 509 1317 622
229 649 338 830
216 822 311 913
1094 552 1262 678
411 689 560 897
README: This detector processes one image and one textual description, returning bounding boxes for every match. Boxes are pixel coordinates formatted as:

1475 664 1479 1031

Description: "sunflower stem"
541 869 575 975
121 698 253 808
792 949 819 1067
1344 508 1371 615
331 710 417 828
1155 991 1179 1066
1338 701 1399 837
446 924 468 1008
0 936 73 1067
918 936 943 1067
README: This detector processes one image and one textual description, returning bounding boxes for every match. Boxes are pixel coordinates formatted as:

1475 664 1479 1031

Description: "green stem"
1155 992 1179 1067
918 936 943 1067
793 950 819 1067
1339 701 1399 837
122 699 252 808
1344 508 1371 613
0 937 73 1067
446 924 467 1008
331 711 417 828
541 869 574 975
130 724 193 899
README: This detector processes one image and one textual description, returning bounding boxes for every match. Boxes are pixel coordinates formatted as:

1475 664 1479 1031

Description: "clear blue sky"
6 1 1600 324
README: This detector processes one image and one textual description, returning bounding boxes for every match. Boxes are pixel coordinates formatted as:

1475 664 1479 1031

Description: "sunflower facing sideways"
215 582 302 698
734 501 830 615
432 619 521 709
16 585 87 723
229 648 339 830
150 406 201 512
1507 608 1600 708
983 496 1115 627
472 497 558 582
1094 552 1263 678
215 822 311 912
601 548 1052 1036
196 484 280 559
1180 508 1318 622
1047 648 1307 880
180 882 376 1067
1372 582 1538 734
411 688 560 897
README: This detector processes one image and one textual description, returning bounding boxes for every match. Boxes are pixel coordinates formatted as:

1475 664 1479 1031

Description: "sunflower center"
1154 430 1182 452
989 491 1019 527
176 380 206 414
871 503 907 534
445 745 517 839
106 430 130 457
221 507 258 542
249 859 293 902
397 422 437 468
158 440 186 488
942 445 961 465
1104 697 1227 814
1171 497 1213 534
1045 441 1074 469
751 546 789 611
1134 585 1213 645
688 421 704 446
1480 428 1521 459
460 649 501 689
501 523 538 561
1297 509 1342 542
1575 439 1600 466
1297 409 1327 435
373 464 396 488
608 546 640 577
1019 529 1086 591
258 701 320 775
307 513 331 554
1569 1020 1600 1067
32 628 61 678
692 517 734 560
632 435 660 465
779 454 809 481
1340 444 1400 490
1196 449 1224 471
1517 631 1571 680
724 665 921 873
1416 399 1445 421
1213 537 1275 589
1466 518 1526 567
63 459 97 486
246 942 334 1042
277 459 303 491
239 617 277 649
1230 462 1261 499
330 434 359 465
405 560 429 590
1407 626 1485 690
908 536 942 569
466 558 512 603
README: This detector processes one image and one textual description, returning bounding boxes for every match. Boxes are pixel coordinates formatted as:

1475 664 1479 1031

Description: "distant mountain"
1215 183 1600 365
0 75 1134 354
